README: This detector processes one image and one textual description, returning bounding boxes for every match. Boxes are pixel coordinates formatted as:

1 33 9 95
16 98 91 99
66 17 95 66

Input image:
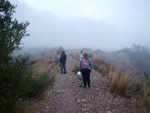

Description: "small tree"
130 44 150 72
0 0 31 112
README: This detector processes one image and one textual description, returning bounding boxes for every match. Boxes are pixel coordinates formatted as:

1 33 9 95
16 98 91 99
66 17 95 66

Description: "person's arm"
79 60 82 71
80 54 83 60
89 59 92 70
66 54 67 61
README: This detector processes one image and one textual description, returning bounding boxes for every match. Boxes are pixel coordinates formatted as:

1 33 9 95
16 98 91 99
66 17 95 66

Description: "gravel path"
36 53 137 113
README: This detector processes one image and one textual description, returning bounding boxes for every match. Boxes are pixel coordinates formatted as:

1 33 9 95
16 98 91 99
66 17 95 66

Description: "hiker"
80 50 83 60
79 53 92 88
60 51 67 74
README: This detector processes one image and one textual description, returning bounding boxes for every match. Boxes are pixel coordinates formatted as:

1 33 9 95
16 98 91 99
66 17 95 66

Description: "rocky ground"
36 53 138 113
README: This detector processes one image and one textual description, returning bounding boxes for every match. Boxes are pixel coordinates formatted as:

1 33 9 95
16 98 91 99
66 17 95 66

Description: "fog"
12 0 150 51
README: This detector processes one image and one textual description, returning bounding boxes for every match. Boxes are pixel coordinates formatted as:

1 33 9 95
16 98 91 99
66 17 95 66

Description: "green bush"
0 1 31 112
0 57 31 113
26 74 55 98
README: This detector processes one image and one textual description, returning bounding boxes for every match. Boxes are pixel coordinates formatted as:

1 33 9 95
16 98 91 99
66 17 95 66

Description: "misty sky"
12 0 150 50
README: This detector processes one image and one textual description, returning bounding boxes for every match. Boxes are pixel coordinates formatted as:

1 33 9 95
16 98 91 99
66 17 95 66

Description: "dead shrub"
71 52 80 61
108 66 133 95
72 62 79 73
93 58 110 74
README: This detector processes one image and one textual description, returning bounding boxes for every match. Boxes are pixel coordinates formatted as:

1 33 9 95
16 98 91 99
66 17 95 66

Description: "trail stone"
46 106 49 109
81 99 86 102
83 104 87 107
77 99 80 103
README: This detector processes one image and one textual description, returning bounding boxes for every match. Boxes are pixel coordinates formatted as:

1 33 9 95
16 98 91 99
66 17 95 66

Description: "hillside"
2 1 150 112
93 45 150 77
33 53 138 113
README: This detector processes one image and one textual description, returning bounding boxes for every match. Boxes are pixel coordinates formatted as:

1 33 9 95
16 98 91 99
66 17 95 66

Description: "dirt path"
36 53 137 113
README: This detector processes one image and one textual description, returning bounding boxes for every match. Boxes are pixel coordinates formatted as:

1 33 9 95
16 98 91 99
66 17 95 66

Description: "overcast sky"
12 0 150 51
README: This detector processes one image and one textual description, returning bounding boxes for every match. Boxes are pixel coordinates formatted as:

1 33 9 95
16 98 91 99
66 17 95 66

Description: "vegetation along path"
36 53 137 113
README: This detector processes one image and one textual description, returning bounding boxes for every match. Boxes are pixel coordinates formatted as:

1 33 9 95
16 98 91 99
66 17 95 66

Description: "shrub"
54 55 60 65
0 1 31 112
109 67 119 93
88 53 94 60
72 62 79 73
108 66 133 95
130 77 144 95
117 71 132 95
93 58 110 74
71 52 80 61
143 86 150 107
0 57 31 113
142 72 150 107
26 74 55 98
129 45 150 73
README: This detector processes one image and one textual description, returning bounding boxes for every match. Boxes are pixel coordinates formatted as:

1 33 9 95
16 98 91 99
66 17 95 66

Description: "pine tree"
0 0 31 112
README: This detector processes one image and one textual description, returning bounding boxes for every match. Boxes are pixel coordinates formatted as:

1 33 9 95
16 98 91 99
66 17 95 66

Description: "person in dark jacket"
60 51 67 74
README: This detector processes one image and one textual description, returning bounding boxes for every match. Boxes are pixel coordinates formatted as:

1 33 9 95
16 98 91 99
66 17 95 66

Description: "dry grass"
15 89 51 113
71 52 80 74
142 72 150 107
32 54 59 77
16 53 58 113
23 99 39 113
143 86 150 106
142 72 150 108
137 107 147 113
136 86 150 113
118 71 132 95
23 90 50 113
109 65 133 95
71 52 80 61
109 66 119 93
72 61 79 73
93 58 111 75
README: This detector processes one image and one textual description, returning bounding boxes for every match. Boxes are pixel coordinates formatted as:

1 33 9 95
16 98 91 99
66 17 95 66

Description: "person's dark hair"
62 51 65 54
83 53 88 60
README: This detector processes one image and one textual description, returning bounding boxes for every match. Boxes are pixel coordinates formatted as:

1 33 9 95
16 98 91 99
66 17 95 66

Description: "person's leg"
84 69 89 87
60 62 63 74
81 69 86 87
87 69 91 87
63 62 66 74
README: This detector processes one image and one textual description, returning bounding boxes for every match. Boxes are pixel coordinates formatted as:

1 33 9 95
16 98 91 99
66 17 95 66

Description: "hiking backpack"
81 59 89 69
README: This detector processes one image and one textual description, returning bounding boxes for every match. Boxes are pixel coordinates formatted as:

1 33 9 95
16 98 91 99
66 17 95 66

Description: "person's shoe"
61 72 63 74
64 72 67 74
88 86 91 88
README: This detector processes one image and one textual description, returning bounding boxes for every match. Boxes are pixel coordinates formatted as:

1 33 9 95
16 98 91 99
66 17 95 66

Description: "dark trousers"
81 69 91 87
60 62 66 73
